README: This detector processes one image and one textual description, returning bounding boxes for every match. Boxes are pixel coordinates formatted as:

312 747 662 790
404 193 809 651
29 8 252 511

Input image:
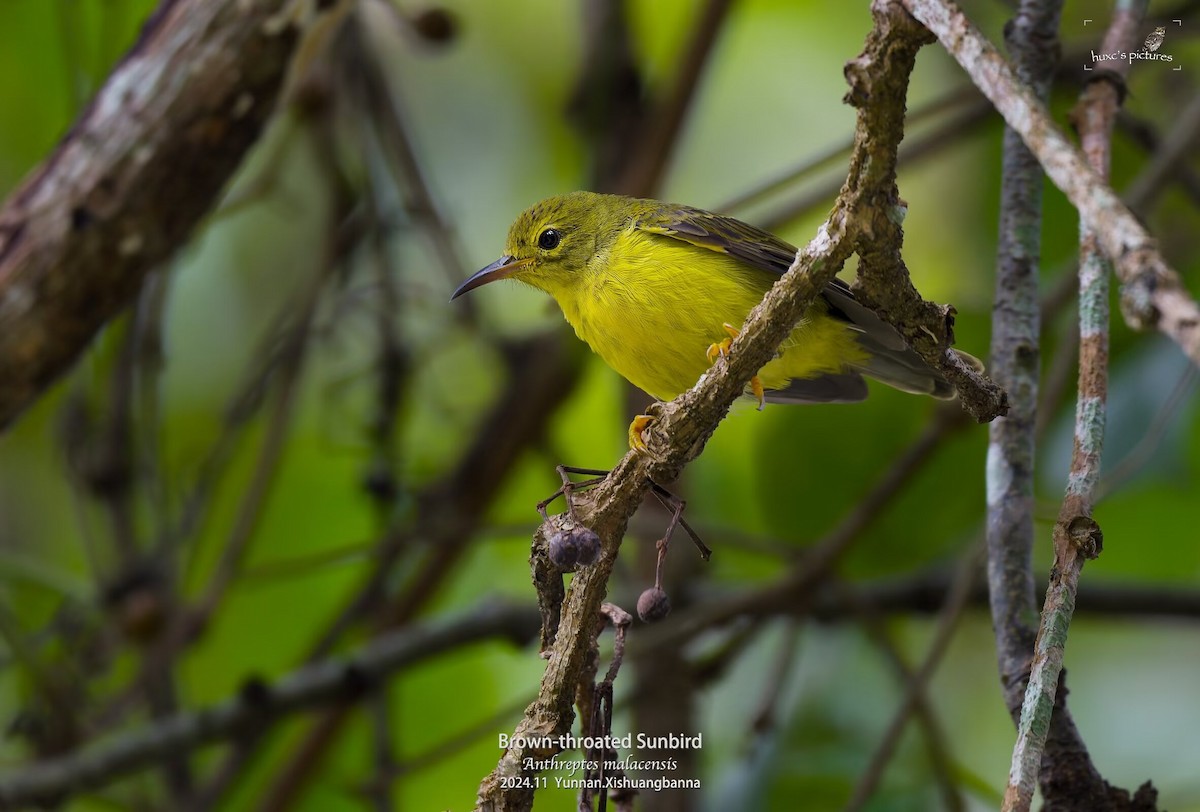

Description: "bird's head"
451 192 626 302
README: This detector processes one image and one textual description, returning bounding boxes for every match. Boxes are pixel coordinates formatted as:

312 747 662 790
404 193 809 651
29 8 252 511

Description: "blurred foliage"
0 0 1198 810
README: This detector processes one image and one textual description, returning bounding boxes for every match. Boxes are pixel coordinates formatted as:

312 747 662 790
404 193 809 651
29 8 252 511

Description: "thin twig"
1119 95 1200 213
0 599 82 756
705 569 1200 623
901 0 1200 367
613 0 736 196
852 603 965 812
758 94 995 232
1099 364 1198 499
365 690 398 812
0 603 541 809
983 0 1062 743
647 410 967 645
843 542 982 812
1002 3 1143 807
188 301 314 632
746 622 802 738
346 16 477 310
720 85 984 214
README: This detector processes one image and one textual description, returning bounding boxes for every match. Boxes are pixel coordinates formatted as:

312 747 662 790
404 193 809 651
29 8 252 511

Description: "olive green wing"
636 204 907 352
637 204 801 277
637 204 959 400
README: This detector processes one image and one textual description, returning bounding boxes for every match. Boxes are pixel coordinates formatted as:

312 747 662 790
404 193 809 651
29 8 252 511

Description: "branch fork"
477 4 1006 809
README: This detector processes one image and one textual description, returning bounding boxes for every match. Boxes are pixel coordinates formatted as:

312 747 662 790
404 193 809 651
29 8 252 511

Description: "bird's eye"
538 228 561 250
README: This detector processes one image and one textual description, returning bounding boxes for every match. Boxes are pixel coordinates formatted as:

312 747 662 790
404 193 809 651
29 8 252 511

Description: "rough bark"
0 0 351 430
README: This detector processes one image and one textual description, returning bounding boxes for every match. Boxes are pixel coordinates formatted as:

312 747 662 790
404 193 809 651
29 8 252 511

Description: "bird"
451 191 978 449
1144 26 1166 52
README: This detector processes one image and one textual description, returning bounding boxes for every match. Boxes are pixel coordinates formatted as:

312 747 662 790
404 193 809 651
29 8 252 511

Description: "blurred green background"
0 1 1198 810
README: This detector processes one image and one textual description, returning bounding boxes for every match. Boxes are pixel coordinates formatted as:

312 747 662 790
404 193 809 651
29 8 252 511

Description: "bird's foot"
704 323 736 365
706 323 765 411
628 414 655 452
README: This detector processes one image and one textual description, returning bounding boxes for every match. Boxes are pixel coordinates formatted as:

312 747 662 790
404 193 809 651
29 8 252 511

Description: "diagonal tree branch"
844 542 982 812
1004 4 1155 810
611 0 736 197
900 0 1200 368
896 2 1168 808
475 5 1003 810
0 0 353 431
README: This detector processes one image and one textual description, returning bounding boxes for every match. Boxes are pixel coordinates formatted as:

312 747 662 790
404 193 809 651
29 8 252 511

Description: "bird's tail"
853 339 982 400
820 281 982 400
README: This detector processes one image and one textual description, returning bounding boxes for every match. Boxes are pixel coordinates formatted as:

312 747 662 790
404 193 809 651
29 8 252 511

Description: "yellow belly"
552 232 867 401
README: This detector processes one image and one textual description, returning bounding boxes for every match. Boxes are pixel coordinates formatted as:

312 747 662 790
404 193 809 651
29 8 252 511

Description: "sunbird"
452 191 974 448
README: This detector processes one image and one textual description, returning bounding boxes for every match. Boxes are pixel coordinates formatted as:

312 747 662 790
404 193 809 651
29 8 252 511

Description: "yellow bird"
452 191 972 448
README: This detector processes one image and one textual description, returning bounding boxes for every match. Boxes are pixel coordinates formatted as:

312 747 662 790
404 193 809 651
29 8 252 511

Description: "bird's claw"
705 323 765 411
628 414 655 452
705 323 739 364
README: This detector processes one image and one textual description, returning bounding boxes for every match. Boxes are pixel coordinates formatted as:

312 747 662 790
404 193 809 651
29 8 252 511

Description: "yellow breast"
548 228 866 401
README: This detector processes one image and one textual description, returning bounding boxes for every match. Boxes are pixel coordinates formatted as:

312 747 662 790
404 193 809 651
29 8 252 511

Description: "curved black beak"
450 256 530 301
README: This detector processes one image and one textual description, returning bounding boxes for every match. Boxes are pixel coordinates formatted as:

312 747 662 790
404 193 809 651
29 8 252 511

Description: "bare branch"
476 5 1003 809
1119 97 1200 212
844 543 982 811
901 0 1200 367
1003 3 1147 809
985 0 1060 739
0 0 355 431
0 603 540 809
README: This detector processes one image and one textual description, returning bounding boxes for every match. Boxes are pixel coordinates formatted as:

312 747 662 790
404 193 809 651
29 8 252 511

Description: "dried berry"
547 526 602 570
547 532 578 569
637 587 671 622
573 527 601 566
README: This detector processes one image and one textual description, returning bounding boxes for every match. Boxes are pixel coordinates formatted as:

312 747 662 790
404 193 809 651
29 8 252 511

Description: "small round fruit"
637 587 671 622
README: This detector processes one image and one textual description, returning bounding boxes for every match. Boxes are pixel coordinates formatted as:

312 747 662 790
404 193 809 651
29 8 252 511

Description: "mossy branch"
902 0 1200 367
1004 2 1151 809
894 0 1162 807
984 0 1059 767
